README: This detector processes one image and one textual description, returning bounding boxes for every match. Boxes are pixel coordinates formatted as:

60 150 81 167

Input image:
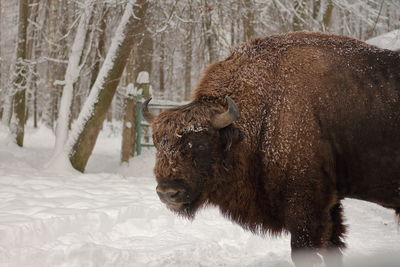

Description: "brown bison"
143 32 400 267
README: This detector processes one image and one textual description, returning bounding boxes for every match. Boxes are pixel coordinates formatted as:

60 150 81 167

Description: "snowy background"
0 123 399 267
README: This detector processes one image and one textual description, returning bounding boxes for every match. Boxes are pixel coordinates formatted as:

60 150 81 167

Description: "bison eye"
197 144 207 151
188 142 206 151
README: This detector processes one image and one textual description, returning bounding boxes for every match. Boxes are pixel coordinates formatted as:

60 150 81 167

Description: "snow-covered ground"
0 124 399 267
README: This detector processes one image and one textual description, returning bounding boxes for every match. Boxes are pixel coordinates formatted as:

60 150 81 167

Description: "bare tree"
159 32 166 93
322 0 334 31
242 0 256 41
202 0 218 63
10 0 29 146
184 0 194 100
26 0 40 128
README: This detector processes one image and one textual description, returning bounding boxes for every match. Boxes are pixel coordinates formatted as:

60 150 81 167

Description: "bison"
143 32 400 267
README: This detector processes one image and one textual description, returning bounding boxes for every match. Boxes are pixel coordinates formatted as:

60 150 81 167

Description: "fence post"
135 99 143 155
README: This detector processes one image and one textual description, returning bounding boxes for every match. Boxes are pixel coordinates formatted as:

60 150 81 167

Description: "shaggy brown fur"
149 32 400 267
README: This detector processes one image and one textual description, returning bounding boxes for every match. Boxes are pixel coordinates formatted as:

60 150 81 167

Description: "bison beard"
144 32 400 267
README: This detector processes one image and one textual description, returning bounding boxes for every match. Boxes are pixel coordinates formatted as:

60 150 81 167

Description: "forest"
0 0 399 172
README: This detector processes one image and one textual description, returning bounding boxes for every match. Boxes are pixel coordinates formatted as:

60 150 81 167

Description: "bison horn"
142 98 155 123
211 96 239 129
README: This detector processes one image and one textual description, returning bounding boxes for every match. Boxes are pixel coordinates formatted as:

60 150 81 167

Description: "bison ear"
219 125 243 151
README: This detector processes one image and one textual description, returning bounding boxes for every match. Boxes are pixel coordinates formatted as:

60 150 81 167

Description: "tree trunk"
52 3 93 158
202 0 217 63
27 0 40 128
121 2 153 163
67 0 149 172
71 4 109 129
33 78 38 128
43 0 58 129
121 87 137 163
242 0 255 41
159 32 165 93
90 6 108 90
230 15 235 46
184 1 193 100
321 0 334 32
121 42 137 164
11 0 29 147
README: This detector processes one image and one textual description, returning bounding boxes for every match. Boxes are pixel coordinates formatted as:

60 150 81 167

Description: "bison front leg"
288 220 324 267
273 111 345 266
285 187 343 267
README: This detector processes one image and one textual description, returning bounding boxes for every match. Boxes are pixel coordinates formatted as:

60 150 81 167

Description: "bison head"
143 97 243 218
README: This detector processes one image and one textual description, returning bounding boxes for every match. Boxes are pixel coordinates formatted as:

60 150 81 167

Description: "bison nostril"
168 191 179 198
161 190 179 200
156 186 186 203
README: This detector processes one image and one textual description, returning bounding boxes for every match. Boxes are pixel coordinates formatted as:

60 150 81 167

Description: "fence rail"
135 99 183 155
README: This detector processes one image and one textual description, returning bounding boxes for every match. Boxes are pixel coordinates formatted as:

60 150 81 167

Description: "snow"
136 71 149 84
125 122 132 129
366 29 400 51
0 124 399 266
125 83 143 97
